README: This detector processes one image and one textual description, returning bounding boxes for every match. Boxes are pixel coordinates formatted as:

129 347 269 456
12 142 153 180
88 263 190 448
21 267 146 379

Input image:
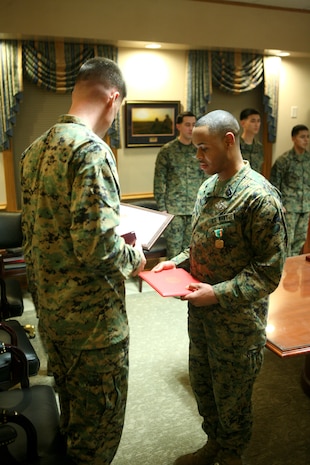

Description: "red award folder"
138 268 200 297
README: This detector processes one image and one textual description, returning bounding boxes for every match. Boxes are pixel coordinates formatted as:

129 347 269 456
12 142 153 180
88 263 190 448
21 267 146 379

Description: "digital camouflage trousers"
188 304 265 456
44 337 129 465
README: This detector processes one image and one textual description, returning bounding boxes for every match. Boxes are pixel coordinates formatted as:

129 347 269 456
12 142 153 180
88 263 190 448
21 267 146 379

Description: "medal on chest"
214 228 224 249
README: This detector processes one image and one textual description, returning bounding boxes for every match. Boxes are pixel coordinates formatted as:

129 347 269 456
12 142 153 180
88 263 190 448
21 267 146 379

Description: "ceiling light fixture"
145 43 162 49
267 49 290 57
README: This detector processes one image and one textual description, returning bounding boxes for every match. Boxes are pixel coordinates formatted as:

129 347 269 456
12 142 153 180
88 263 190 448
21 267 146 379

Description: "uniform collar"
206 161 251 198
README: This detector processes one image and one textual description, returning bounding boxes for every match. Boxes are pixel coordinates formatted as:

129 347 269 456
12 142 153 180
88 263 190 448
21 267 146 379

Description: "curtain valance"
22 41 120 148
212 51 263 94
0 40 120 151
0 43 281 152
22 41 117 93
187 50 279 142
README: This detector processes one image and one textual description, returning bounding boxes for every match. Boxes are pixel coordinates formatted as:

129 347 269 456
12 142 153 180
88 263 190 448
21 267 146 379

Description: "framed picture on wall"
125 100 180 147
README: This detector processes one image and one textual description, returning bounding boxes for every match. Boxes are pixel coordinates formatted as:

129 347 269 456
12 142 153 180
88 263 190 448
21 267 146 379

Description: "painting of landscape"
125 101 180 147
132 107 174 135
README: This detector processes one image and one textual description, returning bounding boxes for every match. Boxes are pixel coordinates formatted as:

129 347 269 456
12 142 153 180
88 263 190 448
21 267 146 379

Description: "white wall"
117 49 188 196
273 57 310 161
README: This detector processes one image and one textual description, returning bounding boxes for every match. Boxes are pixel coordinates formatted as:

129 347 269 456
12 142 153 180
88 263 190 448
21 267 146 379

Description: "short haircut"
75 57 127 99
240 108 261 121
196 110 240 140
291 124 309 137
176 111 196 124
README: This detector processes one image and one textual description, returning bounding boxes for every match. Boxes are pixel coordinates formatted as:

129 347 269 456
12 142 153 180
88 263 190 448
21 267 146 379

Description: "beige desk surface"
266 254 310 358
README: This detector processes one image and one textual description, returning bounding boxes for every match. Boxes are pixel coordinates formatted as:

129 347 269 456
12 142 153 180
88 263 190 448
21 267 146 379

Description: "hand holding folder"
138 268 200 297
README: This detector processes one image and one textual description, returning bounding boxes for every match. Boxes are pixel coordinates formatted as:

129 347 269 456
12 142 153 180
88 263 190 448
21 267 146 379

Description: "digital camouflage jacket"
20 115 142 350
154 138 206 214
270 148 310 212
172 162 287 348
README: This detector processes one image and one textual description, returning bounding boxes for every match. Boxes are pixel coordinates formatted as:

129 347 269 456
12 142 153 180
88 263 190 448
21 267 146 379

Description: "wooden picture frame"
125 100 180 147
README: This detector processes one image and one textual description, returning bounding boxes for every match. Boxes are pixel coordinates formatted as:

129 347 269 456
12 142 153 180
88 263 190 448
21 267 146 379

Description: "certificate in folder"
138 268 200 297
117 203 174 250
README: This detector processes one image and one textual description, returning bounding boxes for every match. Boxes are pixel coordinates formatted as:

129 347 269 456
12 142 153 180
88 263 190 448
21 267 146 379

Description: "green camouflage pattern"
188 308 264 454
154 138 206 257
172 161 287 453
20 114 142 350
282 211 309 256
154 138 206 214
44 337 129 465
164 214 192 259
270 148 310 211
240 136 264 173
270 148 310 255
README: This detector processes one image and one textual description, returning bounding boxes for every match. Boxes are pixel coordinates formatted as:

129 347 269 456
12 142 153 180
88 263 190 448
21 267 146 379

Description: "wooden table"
266 254 310 395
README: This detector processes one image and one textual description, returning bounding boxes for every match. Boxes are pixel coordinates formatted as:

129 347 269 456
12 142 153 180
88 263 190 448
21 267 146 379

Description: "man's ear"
224 132 235 147
107 91 120 107
112 91 120 103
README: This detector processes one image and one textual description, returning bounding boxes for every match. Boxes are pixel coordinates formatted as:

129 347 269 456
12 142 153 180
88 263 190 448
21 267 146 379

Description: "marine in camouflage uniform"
154 114 206 258
156 110 287 465
172 163 287 460
20 58 144 465
239 108 264 174
240 137 264 173
269 124 310 256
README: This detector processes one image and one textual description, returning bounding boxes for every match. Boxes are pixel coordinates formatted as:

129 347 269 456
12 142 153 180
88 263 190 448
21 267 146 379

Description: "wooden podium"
266 254 310 395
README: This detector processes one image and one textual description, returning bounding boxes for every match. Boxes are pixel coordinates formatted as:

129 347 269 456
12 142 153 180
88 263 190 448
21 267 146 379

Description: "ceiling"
204 0 310 11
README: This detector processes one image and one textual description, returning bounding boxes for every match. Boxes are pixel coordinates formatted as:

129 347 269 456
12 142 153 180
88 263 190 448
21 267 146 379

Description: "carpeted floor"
18 284 310 465
248 349 310 465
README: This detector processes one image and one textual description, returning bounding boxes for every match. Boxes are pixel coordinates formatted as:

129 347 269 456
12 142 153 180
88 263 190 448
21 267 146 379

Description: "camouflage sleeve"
251 148 264 174
171 247 190 268
154 147 169 211
70 145 142 281
213 196 287 308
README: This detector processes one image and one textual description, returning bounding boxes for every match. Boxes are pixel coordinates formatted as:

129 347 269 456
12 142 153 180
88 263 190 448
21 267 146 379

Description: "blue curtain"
187 50 212 118
0 40 23 151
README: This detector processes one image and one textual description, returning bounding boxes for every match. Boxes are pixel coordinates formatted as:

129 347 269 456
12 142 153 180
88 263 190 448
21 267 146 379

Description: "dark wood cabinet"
0 249 28 288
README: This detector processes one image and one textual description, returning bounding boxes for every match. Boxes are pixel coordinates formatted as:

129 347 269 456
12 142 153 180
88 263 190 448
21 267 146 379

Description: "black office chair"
129 200 167 292
0 212 25 320
0 212 39 390
0 277 24 320
0 343 67 464
0 212 23 251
